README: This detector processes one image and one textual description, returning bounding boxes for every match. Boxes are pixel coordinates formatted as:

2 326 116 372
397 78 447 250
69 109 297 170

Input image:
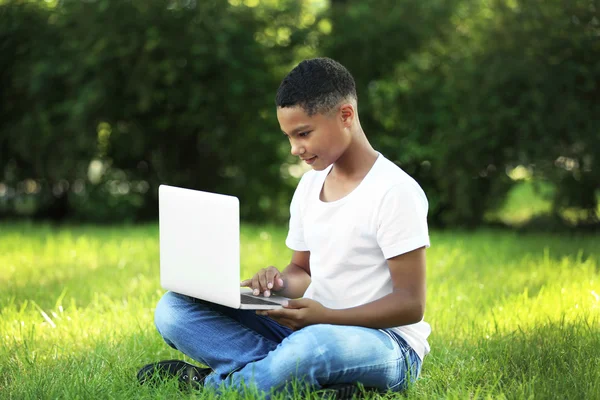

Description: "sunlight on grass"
1 224 598 399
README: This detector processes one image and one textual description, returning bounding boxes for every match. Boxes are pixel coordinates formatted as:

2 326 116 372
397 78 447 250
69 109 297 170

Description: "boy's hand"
257 298 330 331
240 266 285 297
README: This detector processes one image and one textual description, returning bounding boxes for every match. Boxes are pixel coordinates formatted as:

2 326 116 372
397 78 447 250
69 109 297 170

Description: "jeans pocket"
383 331 422 392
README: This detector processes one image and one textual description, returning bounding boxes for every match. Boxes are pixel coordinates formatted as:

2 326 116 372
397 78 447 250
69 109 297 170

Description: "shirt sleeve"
285 175 310 251
377 183 430 259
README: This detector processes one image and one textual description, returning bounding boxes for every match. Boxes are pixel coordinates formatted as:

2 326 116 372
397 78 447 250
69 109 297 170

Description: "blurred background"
1 0 598 230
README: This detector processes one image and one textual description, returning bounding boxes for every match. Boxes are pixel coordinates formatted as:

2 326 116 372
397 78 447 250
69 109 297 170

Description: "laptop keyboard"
241 293 282 306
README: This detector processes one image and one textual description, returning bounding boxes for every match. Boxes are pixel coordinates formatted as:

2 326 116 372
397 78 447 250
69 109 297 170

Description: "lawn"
0 223 598 399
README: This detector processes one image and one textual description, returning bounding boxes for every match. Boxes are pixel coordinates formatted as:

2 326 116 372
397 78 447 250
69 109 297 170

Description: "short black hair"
275 57 357 116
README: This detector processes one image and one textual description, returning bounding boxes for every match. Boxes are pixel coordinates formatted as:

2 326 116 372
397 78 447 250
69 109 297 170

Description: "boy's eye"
298 131 310 137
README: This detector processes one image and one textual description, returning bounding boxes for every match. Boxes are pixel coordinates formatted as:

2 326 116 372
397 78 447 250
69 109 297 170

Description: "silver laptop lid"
158 185 241 308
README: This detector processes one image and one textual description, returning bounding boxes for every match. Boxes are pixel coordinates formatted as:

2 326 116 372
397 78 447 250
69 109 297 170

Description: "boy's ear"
340 103 355 126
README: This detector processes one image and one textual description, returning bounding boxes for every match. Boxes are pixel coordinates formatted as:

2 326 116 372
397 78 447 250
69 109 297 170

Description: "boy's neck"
330 128 378 181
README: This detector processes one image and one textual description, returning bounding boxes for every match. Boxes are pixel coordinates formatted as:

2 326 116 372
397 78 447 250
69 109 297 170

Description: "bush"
0 0 310 222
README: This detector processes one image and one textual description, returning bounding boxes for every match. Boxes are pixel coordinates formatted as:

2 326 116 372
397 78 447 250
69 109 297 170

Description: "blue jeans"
154 291 422 398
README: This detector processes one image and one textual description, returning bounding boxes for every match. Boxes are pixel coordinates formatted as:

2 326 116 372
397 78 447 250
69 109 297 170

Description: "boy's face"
277 105 351 171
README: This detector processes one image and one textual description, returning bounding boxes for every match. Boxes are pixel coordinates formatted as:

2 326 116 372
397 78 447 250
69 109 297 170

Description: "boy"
139 58 431 399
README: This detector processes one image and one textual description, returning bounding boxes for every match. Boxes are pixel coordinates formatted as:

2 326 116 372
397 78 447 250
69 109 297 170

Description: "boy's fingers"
266 267 278 289
251 275 260 295
258 272 268 293
274 277 285 290
284 298 307 308
243 268 283 295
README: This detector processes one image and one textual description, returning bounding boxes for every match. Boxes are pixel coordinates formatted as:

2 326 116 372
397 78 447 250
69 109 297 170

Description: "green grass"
1 223 599 399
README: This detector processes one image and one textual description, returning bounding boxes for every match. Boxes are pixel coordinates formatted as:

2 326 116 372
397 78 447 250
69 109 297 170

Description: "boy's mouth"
302 156 317 165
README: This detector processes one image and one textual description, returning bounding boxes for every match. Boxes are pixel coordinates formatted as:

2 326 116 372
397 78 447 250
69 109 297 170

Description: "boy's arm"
325 246 426 327
277 250 312 299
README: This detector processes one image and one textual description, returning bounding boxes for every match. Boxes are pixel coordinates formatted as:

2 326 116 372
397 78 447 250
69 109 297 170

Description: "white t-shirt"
285 153 431 360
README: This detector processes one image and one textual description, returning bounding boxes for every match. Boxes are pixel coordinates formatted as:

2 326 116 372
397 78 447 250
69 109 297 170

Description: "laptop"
158 184 288 309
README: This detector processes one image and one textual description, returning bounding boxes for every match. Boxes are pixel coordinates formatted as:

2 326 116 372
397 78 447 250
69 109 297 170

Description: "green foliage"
323 0 600 227
0 0 311 222
1 0 598 226
1 224 599 398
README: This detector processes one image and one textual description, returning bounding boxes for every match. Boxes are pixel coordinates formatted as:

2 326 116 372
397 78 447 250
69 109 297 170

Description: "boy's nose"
290 143 304 156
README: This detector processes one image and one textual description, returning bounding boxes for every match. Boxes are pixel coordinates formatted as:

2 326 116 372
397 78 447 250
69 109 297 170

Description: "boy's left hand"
257 298 330 331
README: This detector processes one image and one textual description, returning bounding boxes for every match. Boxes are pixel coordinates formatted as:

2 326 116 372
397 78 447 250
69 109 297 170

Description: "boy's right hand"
240 266 285 297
